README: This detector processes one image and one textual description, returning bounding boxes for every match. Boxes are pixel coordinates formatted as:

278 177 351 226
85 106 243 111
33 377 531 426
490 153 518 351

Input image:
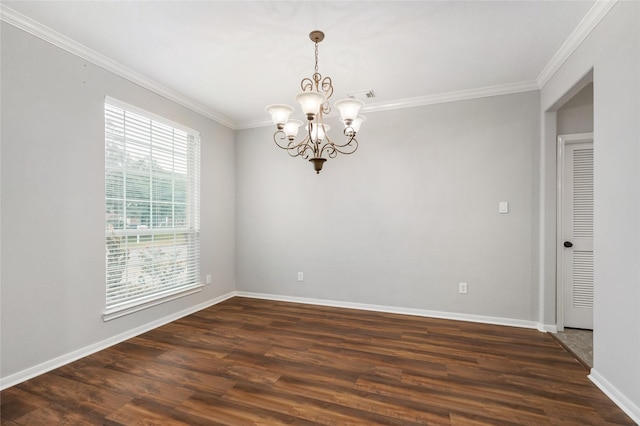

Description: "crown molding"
0 4 237 129
236 118 274 130
362 81 539 114
237 81 539 129
537 0 617 88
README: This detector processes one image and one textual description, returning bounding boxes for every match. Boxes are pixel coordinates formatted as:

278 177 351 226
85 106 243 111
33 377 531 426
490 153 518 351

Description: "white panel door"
561 138 594 330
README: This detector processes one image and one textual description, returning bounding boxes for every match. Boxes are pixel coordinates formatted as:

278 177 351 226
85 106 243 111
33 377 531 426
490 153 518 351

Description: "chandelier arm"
317 133 333 158
321 76 333 103
327 130 358 149
324 136 359 156
327 138 356 150
273 130 292 150
298 129 317 159
291 135 316 159
317 140 339 159
297 138 314 159
306 120 325 159
332 141 359 156
273 131 313 158
322 143 338 159
273 130 302 152
301 77 314 92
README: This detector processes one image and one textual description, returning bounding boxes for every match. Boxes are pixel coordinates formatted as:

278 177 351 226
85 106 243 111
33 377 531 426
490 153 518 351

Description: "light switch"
499 202 509 214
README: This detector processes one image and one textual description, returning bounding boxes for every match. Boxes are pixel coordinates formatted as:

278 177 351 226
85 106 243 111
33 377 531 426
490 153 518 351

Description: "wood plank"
95 355 236 396
106 398 217 426
54 365 193 406
179 392 315 425
9 373 132 423
0 387 51 423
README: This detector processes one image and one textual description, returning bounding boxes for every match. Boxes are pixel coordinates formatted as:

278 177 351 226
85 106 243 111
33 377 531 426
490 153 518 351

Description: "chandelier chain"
314 41 319 75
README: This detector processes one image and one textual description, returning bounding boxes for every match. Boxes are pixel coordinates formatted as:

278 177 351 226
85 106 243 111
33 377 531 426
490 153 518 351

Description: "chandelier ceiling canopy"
266 30 366 174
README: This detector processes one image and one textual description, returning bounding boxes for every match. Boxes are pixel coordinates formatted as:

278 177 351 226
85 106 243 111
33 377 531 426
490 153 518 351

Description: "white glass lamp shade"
283 119 303 139
265 104 295 128
344 114 367 136
351 115 367 133
334 99 364 124
306 123 331 142
296 92 326 119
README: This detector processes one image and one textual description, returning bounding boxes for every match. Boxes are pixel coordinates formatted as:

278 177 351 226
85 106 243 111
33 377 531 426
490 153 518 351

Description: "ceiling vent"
347 90 375 101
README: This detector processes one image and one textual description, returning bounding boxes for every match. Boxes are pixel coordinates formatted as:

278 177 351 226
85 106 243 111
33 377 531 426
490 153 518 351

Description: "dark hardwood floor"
1 297 634 425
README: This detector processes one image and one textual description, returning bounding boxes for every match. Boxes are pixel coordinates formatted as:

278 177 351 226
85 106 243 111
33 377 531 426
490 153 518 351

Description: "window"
104 97 201 321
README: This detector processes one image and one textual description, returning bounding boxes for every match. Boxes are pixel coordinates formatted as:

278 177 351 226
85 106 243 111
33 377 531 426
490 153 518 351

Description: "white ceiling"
3 1 597 129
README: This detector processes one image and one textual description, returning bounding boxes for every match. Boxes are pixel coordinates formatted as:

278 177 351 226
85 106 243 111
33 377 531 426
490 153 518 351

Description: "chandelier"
266 30 366 174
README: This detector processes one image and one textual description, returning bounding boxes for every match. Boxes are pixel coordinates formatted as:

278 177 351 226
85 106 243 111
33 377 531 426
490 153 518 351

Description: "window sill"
103 283 203 322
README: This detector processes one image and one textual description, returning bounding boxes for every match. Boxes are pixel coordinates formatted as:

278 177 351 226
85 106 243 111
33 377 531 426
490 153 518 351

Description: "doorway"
546 75 594 369
557 133 594 331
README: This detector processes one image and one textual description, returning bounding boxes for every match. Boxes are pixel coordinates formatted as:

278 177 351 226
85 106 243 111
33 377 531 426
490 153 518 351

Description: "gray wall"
0 24 236 380
540 0 639 413
557 83 593 135
236 92 540 321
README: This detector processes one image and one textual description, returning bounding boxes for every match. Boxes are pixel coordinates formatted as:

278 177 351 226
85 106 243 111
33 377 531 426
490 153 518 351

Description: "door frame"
556 132 594 332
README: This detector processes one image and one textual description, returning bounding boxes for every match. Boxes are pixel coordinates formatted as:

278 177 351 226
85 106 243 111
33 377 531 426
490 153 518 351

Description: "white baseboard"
235 291 542 330
539 324 558 333
0 291 236 390
589 369 640 424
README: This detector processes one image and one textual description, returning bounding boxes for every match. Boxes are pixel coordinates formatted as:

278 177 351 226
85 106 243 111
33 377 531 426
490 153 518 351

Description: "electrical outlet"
459 282 468 294
297 272 304 282
206 274 212 285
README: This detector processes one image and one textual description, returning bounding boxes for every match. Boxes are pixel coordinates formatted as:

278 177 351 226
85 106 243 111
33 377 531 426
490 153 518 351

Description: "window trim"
105 96 200 136
103 284 202 321
103 96 202 321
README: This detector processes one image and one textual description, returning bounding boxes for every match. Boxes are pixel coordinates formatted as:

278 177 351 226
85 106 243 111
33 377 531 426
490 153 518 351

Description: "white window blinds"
104 97 201 320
